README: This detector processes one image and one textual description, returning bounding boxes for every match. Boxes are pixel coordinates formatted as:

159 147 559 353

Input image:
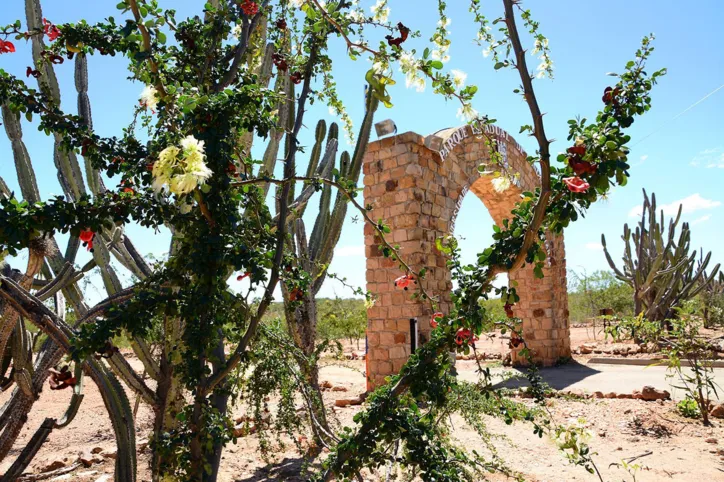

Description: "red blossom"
455 328 478 347
43 18 61 41
79 229 95 252
26 67 41 78
289 287 304 301
275 18 287 30
568 158 597 176
602 86 621 106
504 303 514 318
49 54 64 64
240 0 259 16
567 145 586 157
431 312 443 329
290 71 303 84
563 176 590 193
0 39 15 54
394 275 415 290
236 272 250 281
272 53 288 72
385 22 410 47
509 331 522 349
48 366 76 390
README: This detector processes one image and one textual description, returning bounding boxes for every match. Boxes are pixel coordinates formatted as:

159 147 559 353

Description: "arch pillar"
363 127 570 390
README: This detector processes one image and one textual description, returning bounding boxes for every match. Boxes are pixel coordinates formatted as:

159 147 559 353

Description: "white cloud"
640 154 649 162
691 214 712 225
335 245 365 257
629 193 721 218
585 242 604 251
691 147 724 169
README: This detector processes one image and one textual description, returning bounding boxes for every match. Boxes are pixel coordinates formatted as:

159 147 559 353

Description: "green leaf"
430 60 444 70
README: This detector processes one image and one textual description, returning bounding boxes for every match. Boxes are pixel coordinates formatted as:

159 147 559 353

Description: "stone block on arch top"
363 124 570 390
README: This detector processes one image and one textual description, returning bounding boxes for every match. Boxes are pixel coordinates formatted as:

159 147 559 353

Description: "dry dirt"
2 326 724 481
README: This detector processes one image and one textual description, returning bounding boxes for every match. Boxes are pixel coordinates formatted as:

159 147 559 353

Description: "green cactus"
602 190 721 322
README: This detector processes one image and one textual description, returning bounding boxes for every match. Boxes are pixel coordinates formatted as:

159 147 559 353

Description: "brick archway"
363 124 570 389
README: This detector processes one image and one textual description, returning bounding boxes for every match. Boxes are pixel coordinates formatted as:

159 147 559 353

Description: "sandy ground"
2 326 724 481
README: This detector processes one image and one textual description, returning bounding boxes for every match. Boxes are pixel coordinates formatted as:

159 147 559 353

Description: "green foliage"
317 298 366 348
676 397 700 419
568 270 634 322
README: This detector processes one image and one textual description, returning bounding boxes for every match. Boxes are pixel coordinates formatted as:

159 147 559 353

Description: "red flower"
394 275 415 290
602 86 621 106
504 303 514 318
455 328 478 347
26 67 41 78
385 22 410 47
566 145 586 157
509 331 522 349
236 272 250 281
0 39 15 54
43 18 61 41
240 0 259 15
290 71 303 84
568 158 597 176
563 176 590 193
275 18 287 30
49 54 64 64
79 229 95 252
272 53 288 72
431 312 443 329
48 366 76 390
289 287 304 301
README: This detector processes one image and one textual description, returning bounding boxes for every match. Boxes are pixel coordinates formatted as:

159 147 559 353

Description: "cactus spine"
602 190 720 322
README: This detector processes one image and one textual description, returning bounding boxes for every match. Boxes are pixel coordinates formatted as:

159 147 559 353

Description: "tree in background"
568 269 633 323
317 298 367 350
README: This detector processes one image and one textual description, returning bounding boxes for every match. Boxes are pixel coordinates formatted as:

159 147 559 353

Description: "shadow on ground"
492 361 601 391
236 456 318 481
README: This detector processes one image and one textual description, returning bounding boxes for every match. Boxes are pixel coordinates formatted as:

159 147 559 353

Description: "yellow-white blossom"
370 0 389 22
152 137 212 195
457 103 478 122
491 176 511 193
451 70 467 89
139 86 159 111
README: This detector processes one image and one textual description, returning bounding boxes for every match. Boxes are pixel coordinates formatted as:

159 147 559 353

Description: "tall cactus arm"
75 53 105 196
0 176 9 199
26 0 87 200
285 139 338 217
1 104 41 203
0 417 56 482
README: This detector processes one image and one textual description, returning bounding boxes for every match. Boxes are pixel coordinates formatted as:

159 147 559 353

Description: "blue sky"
1 0 723 302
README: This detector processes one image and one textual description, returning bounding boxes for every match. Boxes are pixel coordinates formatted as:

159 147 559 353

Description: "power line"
631 82 724 148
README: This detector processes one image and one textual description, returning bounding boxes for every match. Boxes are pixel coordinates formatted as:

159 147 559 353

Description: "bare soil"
3 327 724 481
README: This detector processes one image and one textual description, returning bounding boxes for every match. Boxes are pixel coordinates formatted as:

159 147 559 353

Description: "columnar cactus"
602 190 720 322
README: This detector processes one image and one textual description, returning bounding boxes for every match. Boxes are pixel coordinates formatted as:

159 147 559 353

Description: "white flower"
456 103 478 122
370 0 389 22
491 176 512 193
482 46 491 58
431 49 450 63
139 85 159 111
371 59 387 74
405 73 425 92
181 135 205 157
398 52 417 73
347 9 365 22
532 38 548 54
451 70 467 89
170 173 201 195
437 17 451 28
232 24 243 39
289 0 304 7
536 59 553 78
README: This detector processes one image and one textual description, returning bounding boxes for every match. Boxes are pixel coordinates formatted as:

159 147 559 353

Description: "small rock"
624 409 632 414
101 448 117 460
705 438 718 444
617 393 633 399
331 386 348 392
605 392 617 399
710 403 724 419
598 430 607 437
90 447 104 454
593 391 605 399
79 450 103 468
94 475 112 482
640 386 670 401
579 343 597 354
39 458 67 473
